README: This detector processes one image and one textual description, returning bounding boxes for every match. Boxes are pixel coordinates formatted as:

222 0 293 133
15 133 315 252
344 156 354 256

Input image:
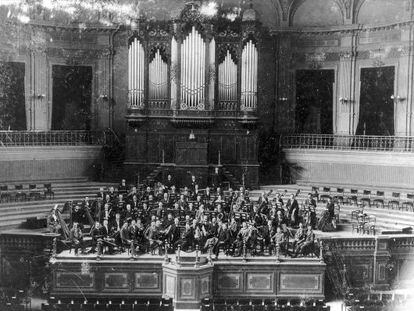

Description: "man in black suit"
214 223 231 258
100 218 115 254
90 221 103 253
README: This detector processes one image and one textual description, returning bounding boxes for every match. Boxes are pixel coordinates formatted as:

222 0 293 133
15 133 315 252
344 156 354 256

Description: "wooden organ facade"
124 2 261 188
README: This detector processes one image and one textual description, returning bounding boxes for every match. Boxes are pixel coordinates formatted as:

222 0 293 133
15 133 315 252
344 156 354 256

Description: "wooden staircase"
222 167 243 190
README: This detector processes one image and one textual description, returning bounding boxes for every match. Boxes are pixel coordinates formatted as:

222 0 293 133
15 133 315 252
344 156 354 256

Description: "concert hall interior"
0 0 414 311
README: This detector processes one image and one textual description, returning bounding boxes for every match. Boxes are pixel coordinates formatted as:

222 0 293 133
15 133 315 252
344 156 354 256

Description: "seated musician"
288 197 300 228
130 194 140 211
275 193 284 207
272 226 287 256
96 187 106 199
204 187 213 203
293 225 315 257
69 222 85 255
181 222 194 251
248 222 260 255
260 220 276 253
190 175 198 193
108 186 116 200
164 174 175 191
192 219 203 249
161 192 171 208
169 185 178 202
128 219 144 252
90 221 103 253
115 194 125 212
120 221 135 254
292 222 306 251
145 221 163 254
126 186 138 200
72 204 86 228
214 223 231 258
304 193 317 209
143 186 153 200
47 204 62 234
100 218 115 254
118 179 128 195
178 194 188 210
110 212 123 245
122 204 134 220
166 218 181 249
233 222 250 256
103 193 112 206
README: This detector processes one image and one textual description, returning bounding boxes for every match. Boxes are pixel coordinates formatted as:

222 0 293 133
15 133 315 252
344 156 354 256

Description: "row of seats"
201 299 330 311
0 183 54 202
42 303 172 311
313 186 414 211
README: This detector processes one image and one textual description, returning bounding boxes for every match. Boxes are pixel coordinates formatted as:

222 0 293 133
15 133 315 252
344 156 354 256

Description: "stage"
49 250 326 309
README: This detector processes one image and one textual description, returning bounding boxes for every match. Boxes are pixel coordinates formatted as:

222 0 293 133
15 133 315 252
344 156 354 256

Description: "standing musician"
69 222 85 255
47 204 62 234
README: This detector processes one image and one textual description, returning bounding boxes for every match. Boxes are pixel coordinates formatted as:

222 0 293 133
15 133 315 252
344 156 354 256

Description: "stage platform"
50 250 326 309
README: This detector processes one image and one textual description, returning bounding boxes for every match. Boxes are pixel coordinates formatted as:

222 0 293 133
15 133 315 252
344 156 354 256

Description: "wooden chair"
361 190 371 207
373 191 385 208
333 188 345 203
43 183 55 199
348 189 359 205
363 215 376 235
14 184 26 201
0 185 11 203
320 187 331 202
29 184 42 201
352 215 366 234
402 193 414 212
388 192 401 210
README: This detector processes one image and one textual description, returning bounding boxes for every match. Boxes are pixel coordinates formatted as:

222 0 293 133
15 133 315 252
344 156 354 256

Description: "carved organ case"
124 2 261 188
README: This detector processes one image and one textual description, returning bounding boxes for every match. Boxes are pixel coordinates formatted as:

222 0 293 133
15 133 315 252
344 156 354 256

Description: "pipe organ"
128 37 145 108
241 40 258 110
125 3 261 190
149 49 169 101
218 50 238 103
180 26 206 110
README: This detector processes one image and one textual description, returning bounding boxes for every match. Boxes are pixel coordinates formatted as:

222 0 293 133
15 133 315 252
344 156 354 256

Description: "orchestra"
49 176 325 259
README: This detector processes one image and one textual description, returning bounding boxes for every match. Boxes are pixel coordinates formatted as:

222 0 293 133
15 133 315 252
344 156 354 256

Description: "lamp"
339 97 352 104
391 95 405 103
189 130 195 140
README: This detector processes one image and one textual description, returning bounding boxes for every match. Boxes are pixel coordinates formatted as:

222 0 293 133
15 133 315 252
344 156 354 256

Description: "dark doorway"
295 69 334 134
357 66 394 136
0 62 26 130
52 65 92 130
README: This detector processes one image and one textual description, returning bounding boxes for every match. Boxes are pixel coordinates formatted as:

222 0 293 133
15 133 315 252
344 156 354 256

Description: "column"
29 51 49 130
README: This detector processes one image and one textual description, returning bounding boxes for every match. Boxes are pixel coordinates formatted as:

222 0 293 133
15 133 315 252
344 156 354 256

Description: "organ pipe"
128 38 145 108
241 40 258 110
149 50 168 100
171 37 178 109
218 50 237 103
180 26 206 109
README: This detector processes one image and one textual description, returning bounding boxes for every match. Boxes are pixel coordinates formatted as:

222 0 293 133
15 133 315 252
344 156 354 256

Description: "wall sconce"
391 95 405 103
339 97 352 104
36 94 45 99
278 97 288 102
189 130 195 140
99 94 109 101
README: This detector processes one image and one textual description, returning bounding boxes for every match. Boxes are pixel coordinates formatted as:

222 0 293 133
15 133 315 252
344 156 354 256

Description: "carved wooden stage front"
50 252 325 309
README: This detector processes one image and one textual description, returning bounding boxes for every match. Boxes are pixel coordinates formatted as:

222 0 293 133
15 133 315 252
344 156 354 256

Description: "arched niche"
357 0 405 25
291 0 343 27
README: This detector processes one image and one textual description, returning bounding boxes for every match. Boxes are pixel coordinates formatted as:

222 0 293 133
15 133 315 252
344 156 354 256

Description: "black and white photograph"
0 0 413 310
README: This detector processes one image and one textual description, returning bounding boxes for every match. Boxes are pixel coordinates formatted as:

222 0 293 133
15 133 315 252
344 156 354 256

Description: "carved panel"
135 272 159 289
56 272 94 288
246 273 273 291
216 273 242 290
201 276 210 295
180 278 195 299
279 274 321 292
165 275 176 297
104 273 128 289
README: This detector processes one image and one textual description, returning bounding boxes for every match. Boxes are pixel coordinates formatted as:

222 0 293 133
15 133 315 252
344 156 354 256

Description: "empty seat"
0 185 11 203
14 184 26 201
320 187 331 202
402 193 414 212
373 191 385 208
388 193 401 210
348 189 359 205
44 183 55 199
29 184 42 201
333 188 344 203
361 190 371 207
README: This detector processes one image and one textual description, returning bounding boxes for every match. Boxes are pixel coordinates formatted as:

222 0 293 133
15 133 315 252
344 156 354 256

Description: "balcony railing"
0 130 114 147
282 134 414 152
